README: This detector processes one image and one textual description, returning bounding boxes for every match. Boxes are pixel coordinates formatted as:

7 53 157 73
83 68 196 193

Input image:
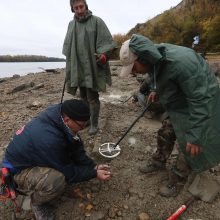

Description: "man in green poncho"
63 0 116 135
119 34 220 197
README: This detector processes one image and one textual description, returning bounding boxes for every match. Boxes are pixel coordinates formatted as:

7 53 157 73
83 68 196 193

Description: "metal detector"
60 77 66 103
99 103 152 158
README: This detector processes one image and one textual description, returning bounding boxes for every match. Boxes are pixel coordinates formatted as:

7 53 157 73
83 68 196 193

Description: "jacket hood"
129 34 162 65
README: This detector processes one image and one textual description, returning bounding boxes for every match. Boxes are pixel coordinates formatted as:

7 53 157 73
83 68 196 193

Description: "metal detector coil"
99 142 121 158
99 103 152 158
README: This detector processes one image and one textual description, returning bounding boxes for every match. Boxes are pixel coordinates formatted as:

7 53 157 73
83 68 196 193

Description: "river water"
0 62 66 78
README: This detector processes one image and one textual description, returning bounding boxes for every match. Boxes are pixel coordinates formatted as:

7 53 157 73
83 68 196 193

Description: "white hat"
119 39 138 77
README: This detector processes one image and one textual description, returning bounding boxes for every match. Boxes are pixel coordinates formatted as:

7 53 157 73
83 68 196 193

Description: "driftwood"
39 67 60 74
7 82 35 94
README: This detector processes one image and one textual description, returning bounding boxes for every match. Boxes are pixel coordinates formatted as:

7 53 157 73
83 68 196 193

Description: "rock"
11 84 26 93
0 78 7 83
128 187 138 195
26 101 42 109
32 83 44 90
89 211 105 220
108 207 117 218
10 82 35 93
123 205 129 210
117 210 122 216
12 74 20 79
138 212 150 220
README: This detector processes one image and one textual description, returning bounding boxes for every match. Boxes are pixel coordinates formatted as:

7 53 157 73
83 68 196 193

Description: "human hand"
96 164 110 171
97 169 111 180
147 91 157 103
96 53 107 66
186 142 202 157
96 164 111 180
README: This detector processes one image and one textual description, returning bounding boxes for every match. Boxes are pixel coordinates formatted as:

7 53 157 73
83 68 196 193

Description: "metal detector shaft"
60 77 66 104
122 95 133 103
112 103 151 149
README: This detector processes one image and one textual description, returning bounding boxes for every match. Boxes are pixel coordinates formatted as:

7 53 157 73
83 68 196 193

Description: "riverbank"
0 61 220 220
0 61 66 77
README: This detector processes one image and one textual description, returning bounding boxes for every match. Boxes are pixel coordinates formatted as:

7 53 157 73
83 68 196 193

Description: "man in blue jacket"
2 99 111 220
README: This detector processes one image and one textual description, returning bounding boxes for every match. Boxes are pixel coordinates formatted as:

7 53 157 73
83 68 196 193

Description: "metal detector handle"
113 103 152 149
166 196 195 220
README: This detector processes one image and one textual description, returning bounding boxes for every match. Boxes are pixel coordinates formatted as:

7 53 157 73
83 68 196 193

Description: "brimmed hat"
119 39 138 77
61 99 90 121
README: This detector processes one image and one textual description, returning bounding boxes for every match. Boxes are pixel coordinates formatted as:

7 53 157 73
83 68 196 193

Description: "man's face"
73 0 87 18
132 60 152 76
63 115 86 133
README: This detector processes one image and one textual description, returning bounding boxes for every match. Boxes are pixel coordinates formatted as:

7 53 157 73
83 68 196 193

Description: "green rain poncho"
130 34 220 172
62 11 115 95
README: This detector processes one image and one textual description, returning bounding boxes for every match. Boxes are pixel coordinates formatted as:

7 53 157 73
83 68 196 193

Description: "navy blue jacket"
3 104 97 183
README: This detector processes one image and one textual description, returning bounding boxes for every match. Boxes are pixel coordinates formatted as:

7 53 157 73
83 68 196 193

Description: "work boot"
159 168 184 197
89 100 100 135
32 203 55 220
159 182 179 197
139 161 166 174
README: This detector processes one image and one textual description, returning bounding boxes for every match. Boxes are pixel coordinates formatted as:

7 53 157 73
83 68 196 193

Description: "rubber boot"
88 100 100 135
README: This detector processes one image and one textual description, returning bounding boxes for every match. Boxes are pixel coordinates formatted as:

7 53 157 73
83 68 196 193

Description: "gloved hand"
96 53 107 67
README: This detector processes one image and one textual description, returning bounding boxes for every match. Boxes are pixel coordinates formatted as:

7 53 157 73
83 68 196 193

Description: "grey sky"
0 0 181 58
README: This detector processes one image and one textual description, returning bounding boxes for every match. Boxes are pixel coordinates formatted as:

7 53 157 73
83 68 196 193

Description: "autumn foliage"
113 0 220 53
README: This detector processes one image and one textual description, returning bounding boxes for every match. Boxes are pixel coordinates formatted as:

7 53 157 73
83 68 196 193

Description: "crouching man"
1 99 111 220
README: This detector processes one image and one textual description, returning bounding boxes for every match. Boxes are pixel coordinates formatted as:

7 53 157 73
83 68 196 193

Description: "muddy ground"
1 61 220 220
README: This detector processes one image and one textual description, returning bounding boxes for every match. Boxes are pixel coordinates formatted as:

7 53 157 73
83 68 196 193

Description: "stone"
138 212 150 220
89 211 105 220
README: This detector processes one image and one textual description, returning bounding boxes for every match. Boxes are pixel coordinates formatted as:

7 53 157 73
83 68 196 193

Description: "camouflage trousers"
14 167 66 206
152 118 191 178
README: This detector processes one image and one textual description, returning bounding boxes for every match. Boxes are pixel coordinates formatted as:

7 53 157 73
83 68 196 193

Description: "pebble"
89 211 105 220
138 212 150 220
123 204 129 210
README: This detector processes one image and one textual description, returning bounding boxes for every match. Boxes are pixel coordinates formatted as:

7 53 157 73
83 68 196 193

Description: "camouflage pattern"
152 118 176 163
137 78 190 178
152 118 191 179
14 167 66 206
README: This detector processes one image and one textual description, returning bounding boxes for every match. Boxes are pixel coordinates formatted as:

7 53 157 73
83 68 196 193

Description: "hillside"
123 0 220 52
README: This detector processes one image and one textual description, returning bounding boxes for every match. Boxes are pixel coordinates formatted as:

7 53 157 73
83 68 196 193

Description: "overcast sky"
0 0 182 58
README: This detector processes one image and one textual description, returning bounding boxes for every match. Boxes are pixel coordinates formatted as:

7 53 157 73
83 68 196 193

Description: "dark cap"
61 99 90 121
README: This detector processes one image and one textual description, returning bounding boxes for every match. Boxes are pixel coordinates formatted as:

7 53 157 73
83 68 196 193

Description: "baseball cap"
119 39 138 77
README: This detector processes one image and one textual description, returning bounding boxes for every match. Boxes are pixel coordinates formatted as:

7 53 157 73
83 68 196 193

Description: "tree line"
0 55 65 62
